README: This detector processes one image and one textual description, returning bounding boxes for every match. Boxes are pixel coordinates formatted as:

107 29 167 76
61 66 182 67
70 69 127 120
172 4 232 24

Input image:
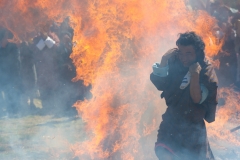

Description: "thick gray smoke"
1 0 240 160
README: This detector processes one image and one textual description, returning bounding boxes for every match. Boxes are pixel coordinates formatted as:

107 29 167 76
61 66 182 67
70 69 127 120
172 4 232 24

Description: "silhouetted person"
19 41 37 113
31 23 61 113
0 27 21 116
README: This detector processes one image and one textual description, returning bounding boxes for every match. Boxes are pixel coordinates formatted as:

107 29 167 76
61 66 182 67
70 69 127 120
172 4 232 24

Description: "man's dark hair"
176 31 205 63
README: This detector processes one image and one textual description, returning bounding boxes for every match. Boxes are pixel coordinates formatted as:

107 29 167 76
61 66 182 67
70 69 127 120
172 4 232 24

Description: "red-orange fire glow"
70 1 222 159
1 0 237 159
207 87 240 146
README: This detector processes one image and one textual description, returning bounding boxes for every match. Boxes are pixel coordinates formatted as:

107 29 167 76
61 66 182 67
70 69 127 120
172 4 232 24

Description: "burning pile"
1 0 239 159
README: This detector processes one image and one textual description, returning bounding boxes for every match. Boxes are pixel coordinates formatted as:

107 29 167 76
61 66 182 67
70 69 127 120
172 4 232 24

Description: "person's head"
60 22 69 32
176 31 205 67
50 21 59 33
60 17 70 31
38 21 52 35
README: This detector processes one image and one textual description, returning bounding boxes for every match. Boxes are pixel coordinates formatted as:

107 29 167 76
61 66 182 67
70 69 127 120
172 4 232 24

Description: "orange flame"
0 0 230 159
71 0 222 159
207 87 240 146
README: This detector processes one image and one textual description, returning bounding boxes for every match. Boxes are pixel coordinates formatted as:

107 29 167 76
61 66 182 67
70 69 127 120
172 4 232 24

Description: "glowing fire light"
207 87 240 146
1 0 239 159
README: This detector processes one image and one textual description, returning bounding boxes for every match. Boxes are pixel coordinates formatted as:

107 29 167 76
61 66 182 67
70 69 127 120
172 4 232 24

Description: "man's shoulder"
201 59 218 84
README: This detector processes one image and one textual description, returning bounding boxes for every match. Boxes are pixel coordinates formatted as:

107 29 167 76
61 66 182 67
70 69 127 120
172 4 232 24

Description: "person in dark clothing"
0 27 21 116
150 32 218 160
56 20 85 115
19 41 37 112
58 17 74 41
210 2 232 24
214 22 238 87
55 28 77 114
31 23 61 113
58 33 74 80
209 1 239 87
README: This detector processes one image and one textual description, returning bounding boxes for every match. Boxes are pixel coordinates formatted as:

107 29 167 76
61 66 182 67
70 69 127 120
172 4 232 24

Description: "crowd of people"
0 17 90 118
1 0 240 118
187 0 240 89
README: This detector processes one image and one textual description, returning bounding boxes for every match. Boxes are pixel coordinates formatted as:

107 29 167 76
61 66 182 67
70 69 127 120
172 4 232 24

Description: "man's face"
178 45 197 67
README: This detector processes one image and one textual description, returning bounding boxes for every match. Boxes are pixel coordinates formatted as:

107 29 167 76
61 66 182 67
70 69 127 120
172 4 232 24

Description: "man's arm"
189 63 202 103
150 64 169 91
190 72 202 103
150 49 177 91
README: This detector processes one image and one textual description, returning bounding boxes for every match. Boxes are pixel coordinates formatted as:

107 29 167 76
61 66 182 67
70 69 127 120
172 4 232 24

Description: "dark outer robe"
0 42 21 113
57 33 75 83
150 56 218 160
19 42 35 91
0 42 20 87
31 32 60 92
218 34 237 87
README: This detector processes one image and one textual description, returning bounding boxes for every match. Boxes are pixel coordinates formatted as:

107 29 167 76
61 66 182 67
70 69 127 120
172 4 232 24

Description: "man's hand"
189 62 202 75
189 62 202 103
162 48 178 60
160 48 178 67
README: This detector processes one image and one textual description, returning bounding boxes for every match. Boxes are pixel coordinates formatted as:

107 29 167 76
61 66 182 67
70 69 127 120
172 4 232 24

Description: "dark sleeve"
202 66 218 123
150 73 170 91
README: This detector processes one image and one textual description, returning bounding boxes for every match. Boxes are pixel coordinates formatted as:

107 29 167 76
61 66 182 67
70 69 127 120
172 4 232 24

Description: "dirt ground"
0 114 86 160
0 114 240 160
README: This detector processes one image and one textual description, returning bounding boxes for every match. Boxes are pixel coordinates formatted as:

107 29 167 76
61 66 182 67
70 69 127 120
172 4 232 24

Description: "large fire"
1 0 239 159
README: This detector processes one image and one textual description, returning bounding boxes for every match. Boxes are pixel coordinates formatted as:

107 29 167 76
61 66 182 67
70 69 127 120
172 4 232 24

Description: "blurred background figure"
209 0 239 87
0 27 21 117
30 22 61 114
55 17 86 116
19 41 38 114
